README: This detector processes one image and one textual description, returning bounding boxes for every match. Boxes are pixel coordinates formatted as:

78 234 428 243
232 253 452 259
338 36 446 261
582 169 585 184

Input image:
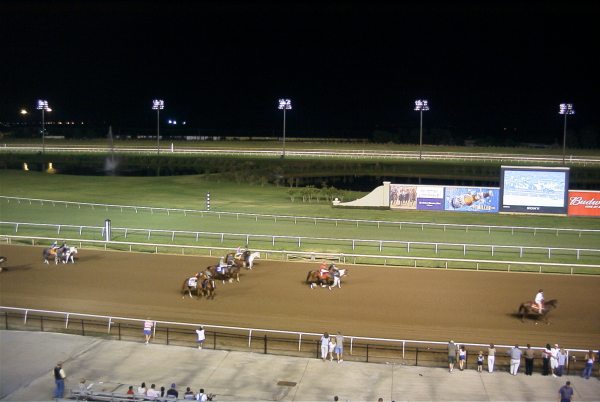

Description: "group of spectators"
320 332 345 362
447 340 598 378
131 382 213 401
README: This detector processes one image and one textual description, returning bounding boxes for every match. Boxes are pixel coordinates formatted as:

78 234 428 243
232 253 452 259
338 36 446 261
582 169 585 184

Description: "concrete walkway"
1 330 598 401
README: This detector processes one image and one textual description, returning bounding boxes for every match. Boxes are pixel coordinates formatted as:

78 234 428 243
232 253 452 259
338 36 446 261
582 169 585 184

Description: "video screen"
500 166 570 214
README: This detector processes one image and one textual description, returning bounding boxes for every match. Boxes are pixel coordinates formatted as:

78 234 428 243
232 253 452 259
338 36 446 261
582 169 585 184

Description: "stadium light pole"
414 99 429 160
278 98 292 158
37 100 50 153
559 103 575 165
152 99 165 155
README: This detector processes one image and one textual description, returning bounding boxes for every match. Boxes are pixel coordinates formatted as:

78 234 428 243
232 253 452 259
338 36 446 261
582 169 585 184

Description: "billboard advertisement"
444 187 500 213
390 185 444 210
416 186 444 210
500 166 570 214
568 191 600 217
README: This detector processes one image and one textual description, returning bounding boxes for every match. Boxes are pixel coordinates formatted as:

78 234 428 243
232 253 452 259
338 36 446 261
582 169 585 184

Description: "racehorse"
306 266 348 290
199 277 216 299
240 251 260 269
0 256 6 273
57 246 78 264
43 247 58 265
518 299 558 324
182 275 201 298
207 263 241 283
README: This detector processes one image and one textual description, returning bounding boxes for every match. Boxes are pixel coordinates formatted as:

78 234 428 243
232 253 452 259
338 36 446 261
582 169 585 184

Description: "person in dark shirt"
558 381 574 402
166 383 179 398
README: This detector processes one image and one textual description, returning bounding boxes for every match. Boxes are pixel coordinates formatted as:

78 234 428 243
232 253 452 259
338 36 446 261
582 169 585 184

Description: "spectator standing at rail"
143 319 153 345
582 350 595 379
448 340 458 373
508 345 522 375
487 344 496 373
558 381 574 402
551 344 560 377
542 344 552 375
196 326 205 349
557 347 567 377
52 361 66 399
335 331 344 363
137 382 147 396
458 345 467 371
184 387 195 400
126 386 134 395
320 332 330 361
477 351 484 372
328 336 336 361
524 344 535 375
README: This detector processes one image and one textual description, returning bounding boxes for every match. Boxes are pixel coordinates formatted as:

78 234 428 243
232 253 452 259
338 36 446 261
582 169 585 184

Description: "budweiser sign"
568 191 600 216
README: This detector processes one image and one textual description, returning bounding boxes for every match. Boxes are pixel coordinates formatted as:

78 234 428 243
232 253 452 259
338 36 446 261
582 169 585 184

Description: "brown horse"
207 263 241 283
199 277 216 299
182 274 216 299
518 299 558 323
181 275 201 298
306 267 347 290
42 247 58 265
0 256 6 273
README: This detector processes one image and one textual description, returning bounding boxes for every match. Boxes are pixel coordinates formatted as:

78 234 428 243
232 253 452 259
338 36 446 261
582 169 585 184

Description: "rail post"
264 334 267 354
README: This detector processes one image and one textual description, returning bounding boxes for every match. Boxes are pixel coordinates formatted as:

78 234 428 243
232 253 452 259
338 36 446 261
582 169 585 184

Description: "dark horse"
181 274 216 299
518 299 558 323
207 264 241 283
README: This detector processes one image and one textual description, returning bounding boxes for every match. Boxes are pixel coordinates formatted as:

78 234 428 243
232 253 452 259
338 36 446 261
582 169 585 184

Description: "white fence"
1 306 594 358
2 195 600 237
2 234 600 275
3 144 600 165
2 221 600 262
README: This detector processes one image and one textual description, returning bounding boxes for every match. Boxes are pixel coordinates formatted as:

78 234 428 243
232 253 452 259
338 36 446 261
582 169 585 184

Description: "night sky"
1 0 599 143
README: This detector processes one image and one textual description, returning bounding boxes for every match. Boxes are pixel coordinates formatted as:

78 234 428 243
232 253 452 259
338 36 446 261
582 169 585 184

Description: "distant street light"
414 99 430 160
20 108 28 116
37 100 50 153
278 98 292 158
559 103 575 164
152 99 165 155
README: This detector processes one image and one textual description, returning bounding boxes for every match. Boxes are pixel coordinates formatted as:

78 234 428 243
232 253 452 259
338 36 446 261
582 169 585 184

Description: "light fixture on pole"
414 99 429 160
559 103 575 165
37 100 50 153
152 99 165 155
278 98 292 158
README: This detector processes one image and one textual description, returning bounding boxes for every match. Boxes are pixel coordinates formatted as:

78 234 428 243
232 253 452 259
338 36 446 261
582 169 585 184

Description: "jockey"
235 246 244 259
51 241 58 250
217 257 228 274
319 262 329 280
534 289 544 313
225 253 235 266
187 276 198 288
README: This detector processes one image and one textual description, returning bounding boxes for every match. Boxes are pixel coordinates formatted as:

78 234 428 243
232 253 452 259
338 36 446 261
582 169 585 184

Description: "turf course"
1 170 599 273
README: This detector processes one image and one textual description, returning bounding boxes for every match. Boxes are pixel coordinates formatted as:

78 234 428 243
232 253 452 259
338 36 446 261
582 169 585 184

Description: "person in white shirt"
137 382 147 396
196 388 208 401
146 384 161 399
196 326 206 349
320 333 330 361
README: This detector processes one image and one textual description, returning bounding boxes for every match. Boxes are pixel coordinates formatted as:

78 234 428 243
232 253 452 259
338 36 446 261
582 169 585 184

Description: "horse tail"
306 271 313 283
518 303 525 314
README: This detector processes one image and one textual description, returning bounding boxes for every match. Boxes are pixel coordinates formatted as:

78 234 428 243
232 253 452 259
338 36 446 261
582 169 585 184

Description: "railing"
2 196 600 237
2 234 600 275
3 145 600 165
1 306 596 374
2 221 600 262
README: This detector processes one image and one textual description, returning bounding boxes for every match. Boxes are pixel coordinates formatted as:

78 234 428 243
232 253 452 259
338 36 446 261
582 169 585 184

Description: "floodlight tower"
37 100 50 153
559 103 575 164
414 99 430 160
278 98 292 158
152 99 165 155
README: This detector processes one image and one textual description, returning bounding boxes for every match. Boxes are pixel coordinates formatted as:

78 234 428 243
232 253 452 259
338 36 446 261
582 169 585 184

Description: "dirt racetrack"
1 245 599 350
